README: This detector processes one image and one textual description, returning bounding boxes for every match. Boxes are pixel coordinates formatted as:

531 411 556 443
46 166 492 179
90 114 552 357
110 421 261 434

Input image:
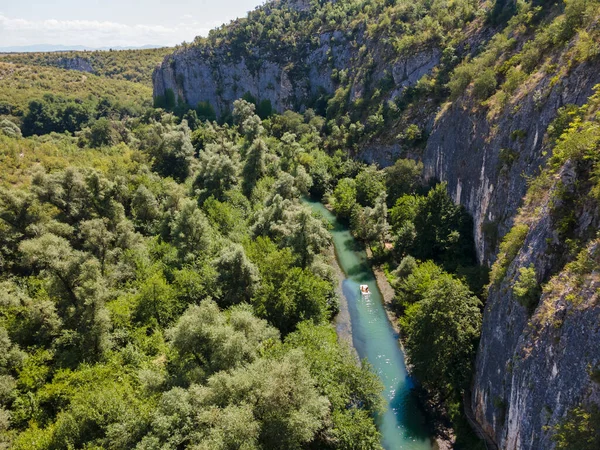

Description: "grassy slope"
0 134 141 188
0 47 173 86
0 62 153 115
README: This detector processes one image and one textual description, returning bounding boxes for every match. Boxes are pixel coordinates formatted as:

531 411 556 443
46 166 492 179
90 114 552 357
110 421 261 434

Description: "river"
305 199 433 450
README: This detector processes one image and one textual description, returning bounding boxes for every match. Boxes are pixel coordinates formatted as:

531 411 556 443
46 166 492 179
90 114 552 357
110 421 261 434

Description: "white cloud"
0 14 213 48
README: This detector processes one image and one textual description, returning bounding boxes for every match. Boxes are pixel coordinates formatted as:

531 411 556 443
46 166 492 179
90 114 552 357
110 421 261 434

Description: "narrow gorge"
152 0 600 448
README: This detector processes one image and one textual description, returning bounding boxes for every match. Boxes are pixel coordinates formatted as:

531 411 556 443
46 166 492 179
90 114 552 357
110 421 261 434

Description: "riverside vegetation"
1 0 600 448
0 55 485 447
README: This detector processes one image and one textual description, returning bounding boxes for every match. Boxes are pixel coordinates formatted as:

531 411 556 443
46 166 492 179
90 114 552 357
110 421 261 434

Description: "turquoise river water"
305 199 433 450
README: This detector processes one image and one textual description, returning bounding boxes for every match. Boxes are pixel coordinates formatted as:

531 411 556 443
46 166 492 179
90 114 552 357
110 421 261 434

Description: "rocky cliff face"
472 153 600 448
358 41 600 450
153 35 342 117
56 57 94 73
421 60 600 263
152 32 443 119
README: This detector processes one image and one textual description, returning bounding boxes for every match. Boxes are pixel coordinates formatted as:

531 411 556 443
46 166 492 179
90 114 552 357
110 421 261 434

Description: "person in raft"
360 285 370 294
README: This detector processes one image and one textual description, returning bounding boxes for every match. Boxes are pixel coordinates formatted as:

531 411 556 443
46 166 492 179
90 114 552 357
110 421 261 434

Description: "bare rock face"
472 157 600 449
57 57 94 73
421 61 600 264
153 35 441 119
152 41 340 117
391 48 441 97
358 58 600 265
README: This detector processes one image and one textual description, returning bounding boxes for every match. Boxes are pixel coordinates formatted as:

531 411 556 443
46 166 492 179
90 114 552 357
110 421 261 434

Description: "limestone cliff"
56 57 94 73
421 60 600 263
152 32 441 119
152 39 337 117
472 96 600 447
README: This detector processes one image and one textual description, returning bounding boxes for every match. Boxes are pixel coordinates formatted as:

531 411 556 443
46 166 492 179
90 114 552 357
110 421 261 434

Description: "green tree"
214 244 260 307
135 272 177 327
233 98 263 141
151 120 195 182
0 188 39 271
172 265 217 306
233 98 256 124
0 281 62 348
278 132 303 173
372 192 390 248
167 300 278 377
79 218 112 266
553 404 600 450
306 150 333 199
400 274 482 399
393 260 445 308
513 265 540 313
256 267 332 335
49 380 144 450
19 234 111 361
197 350 329 450
257 99 273 119
170 199 213 262
131 184 161 232
284 322 384 450
472 68 497 100
355 165 386 207
202 196 248 240
331 178 357 220
350 205 378 249
196 101 217 122
283 208 331 268
32 167 92 224
412 183 476 270
194 145 239 202
242 138 267 196
0 119 22 138
384 158 423 204
88 117 116 147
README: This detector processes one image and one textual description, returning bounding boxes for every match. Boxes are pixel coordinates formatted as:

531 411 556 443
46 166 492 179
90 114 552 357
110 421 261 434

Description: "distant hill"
0 47 173 85
0 44 164 53
0 61 152 118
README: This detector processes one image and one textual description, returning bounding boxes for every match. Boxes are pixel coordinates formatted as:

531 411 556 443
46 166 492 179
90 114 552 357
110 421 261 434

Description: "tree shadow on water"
342 236 364 252
346 262 372 278
387 384 433 443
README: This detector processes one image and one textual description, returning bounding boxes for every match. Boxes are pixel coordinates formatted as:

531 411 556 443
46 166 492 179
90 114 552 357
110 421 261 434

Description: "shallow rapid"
305 199 433 450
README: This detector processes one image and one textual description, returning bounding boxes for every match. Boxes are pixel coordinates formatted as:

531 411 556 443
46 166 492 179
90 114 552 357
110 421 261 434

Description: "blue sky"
0 0 264 48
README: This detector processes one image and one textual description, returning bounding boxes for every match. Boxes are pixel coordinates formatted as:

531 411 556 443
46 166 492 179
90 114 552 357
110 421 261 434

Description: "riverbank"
326 244 356 358
365 248 455 450
320 203 354 354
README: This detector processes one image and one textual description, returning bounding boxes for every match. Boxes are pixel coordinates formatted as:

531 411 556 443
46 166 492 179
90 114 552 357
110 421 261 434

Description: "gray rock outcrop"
472 157 600 449
57 56 94 73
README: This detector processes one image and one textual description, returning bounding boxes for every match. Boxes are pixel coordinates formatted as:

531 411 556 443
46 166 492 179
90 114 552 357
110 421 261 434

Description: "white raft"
359 284 370 295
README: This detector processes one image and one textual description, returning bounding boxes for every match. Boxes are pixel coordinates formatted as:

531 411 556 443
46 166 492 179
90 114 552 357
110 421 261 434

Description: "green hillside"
0 47 173 85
